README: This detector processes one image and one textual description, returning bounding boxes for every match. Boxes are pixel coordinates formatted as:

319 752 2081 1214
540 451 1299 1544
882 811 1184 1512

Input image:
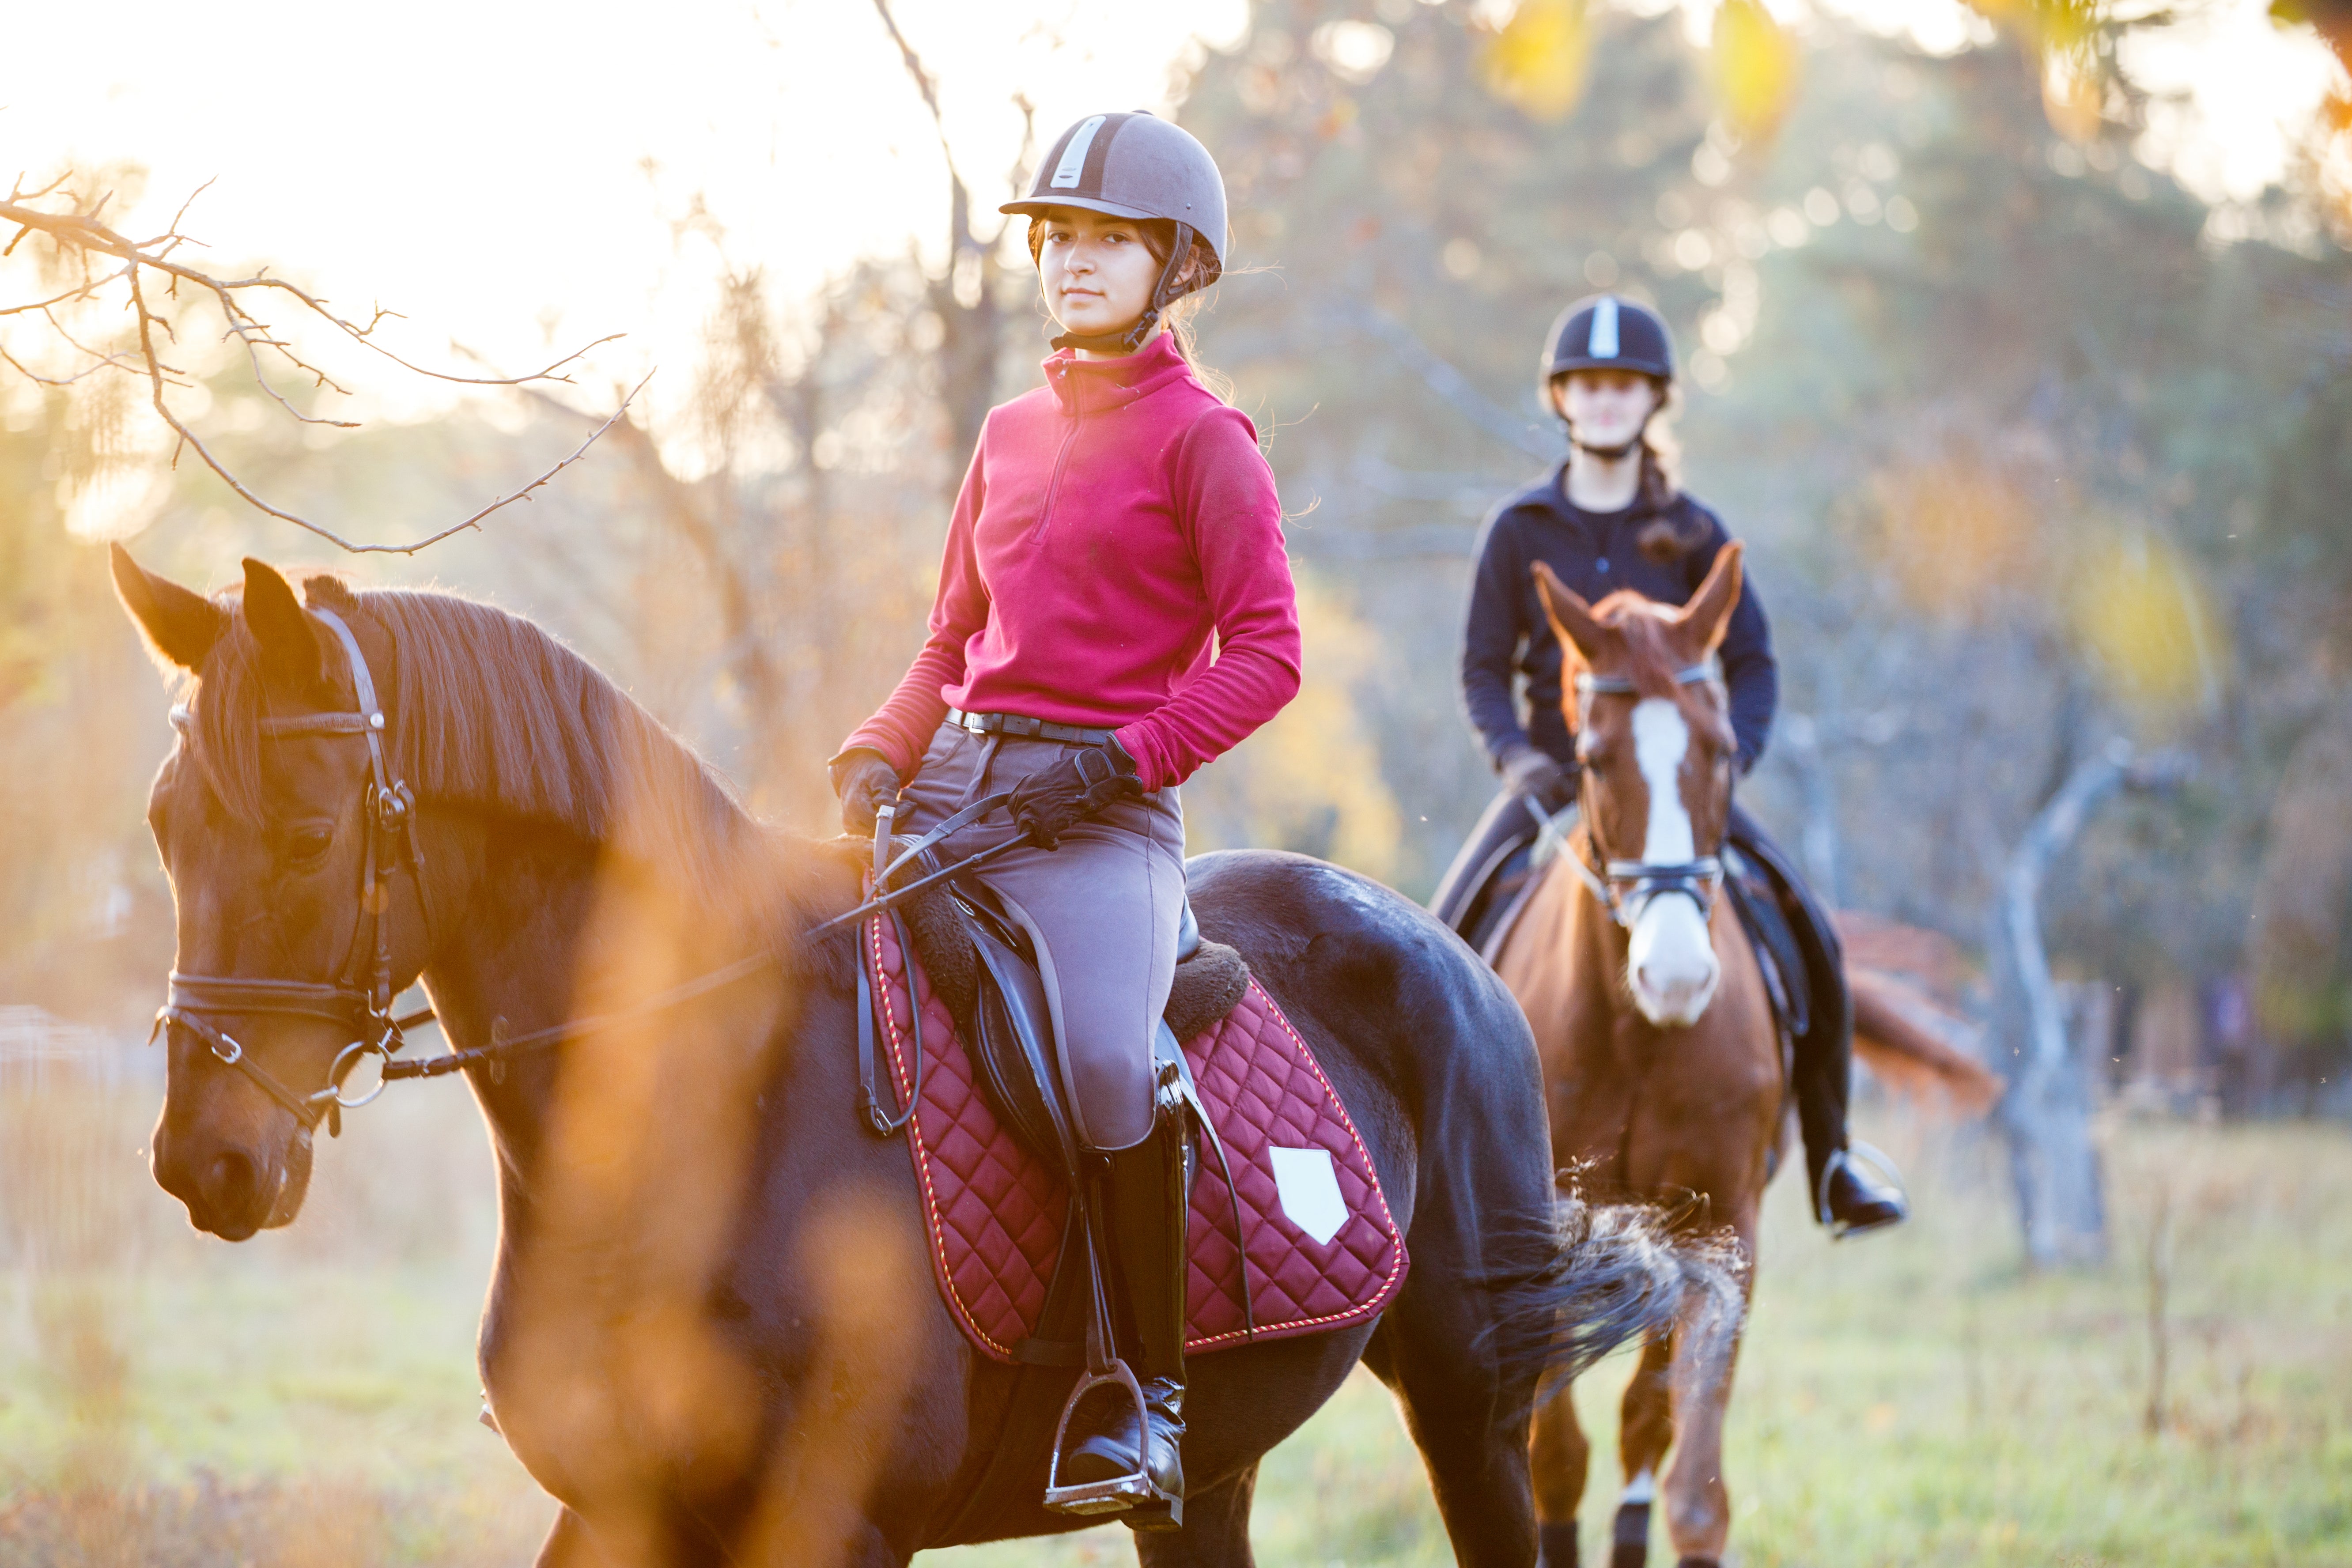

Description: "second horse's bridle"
1559 660 1725 928
150 605 435 1135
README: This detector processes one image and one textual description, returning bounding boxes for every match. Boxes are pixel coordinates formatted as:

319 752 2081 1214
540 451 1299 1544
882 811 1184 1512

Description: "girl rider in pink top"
830 113 1299 1526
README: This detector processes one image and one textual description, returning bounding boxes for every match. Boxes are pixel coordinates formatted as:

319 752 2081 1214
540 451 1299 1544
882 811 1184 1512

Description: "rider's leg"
892 725 1182 1146
1063 1088 1191 1516
955 737 1191 1515
1723 805 1905 1236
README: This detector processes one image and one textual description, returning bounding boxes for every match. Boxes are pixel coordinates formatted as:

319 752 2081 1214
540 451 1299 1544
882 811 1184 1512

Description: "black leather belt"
946 707 1119 747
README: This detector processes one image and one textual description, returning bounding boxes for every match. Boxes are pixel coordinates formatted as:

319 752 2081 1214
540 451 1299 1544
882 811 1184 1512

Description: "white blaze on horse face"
1625 698 1721 1027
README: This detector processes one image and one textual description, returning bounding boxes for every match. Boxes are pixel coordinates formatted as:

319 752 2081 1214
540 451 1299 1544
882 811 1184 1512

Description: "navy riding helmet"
1540 295 1676 389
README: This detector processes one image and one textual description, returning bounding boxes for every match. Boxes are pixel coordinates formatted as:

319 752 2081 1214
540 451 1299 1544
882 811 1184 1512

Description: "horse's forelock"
180 597 269 826
1584 595 1691 705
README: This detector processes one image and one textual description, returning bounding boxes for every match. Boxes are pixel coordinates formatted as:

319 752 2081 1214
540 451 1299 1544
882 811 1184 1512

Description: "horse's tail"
1480 1197 1747 1395
1849 966 2004 1116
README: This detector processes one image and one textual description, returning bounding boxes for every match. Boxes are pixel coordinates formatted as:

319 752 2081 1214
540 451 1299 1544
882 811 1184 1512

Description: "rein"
1562 658 1726 928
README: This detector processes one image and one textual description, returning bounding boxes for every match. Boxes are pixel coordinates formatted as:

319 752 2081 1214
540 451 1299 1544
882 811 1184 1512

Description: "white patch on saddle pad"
1268 1146 1347 1245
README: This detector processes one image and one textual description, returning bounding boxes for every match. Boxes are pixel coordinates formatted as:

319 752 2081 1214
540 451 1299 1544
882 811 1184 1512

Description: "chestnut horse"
1491 546 1762 1568
111 547 1726 1568
1491 545 1989 1568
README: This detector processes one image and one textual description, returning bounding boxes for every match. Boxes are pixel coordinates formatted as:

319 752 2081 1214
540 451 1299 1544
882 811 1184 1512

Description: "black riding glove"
830 748 902 836
1009 741 1143 850
1501 744 1576 809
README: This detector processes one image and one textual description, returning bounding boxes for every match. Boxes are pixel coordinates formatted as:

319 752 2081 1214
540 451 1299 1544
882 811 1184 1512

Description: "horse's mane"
1582 591 1694 703
181 575 812 924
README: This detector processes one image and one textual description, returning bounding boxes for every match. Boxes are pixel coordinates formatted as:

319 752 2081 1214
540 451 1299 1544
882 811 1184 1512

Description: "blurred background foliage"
6 0 2352 1560
5 0 2351 1103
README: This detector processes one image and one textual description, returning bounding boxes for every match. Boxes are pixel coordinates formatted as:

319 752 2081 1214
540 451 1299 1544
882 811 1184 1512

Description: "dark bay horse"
1491 547 1989 1568
111 546 1724 1568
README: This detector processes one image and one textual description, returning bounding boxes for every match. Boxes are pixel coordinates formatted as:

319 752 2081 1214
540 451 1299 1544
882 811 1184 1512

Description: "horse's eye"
286 825 334 864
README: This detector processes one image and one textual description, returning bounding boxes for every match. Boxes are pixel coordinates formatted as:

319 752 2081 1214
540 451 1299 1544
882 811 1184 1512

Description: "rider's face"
1553 370 1661 452
1037 208 1161 347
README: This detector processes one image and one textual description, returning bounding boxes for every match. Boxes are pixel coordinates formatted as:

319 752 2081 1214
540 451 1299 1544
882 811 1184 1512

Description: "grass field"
2 1050 2347 1568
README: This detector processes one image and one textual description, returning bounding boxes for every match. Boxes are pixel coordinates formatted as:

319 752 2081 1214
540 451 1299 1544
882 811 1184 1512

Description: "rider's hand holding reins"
1501 744 1576 809
831 749 902 835
1010 741 1142 850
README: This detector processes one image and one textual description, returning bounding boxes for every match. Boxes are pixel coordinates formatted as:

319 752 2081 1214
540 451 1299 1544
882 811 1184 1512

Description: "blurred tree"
1170 0 2352 1102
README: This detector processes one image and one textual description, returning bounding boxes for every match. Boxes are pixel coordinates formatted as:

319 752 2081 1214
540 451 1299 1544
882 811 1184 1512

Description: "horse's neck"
422 810 814 1317
416 816 608 1173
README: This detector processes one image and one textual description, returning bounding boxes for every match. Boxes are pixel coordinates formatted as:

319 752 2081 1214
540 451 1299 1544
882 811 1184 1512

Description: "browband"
1575 660 1718 697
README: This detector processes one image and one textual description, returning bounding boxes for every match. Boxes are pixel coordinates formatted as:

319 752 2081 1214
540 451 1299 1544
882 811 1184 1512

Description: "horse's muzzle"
152 1116 314 1240
1626 894 1721 1027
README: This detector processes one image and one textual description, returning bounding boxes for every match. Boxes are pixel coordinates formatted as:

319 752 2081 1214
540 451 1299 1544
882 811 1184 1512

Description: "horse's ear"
111 543 226 673
1532 560 1606 665
1678 541 1744 654
241 557 329 695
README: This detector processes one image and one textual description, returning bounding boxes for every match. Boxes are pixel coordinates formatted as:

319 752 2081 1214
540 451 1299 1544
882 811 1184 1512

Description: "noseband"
150 606 435 1135
1565 660 1725 929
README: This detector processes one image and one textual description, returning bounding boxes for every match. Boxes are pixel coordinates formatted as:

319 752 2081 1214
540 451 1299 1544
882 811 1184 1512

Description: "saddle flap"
1723 846 1810 1041
968 919 1084 1180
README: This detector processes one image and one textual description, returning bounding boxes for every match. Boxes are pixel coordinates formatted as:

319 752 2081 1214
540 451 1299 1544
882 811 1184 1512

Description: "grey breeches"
893 722 1186 1152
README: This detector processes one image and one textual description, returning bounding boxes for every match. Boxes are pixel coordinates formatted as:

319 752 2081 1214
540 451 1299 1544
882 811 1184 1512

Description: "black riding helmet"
1002 112 1229 354
1540 294 1676 388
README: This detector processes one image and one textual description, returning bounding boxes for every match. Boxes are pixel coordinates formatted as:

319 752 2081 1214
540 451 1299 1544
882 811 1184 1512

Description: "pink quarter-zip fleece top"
840 335 1301 792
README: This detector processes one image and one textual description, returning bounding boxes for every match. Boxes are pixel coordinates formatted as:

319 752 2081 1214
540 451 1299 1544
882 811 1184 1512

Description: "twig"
347 374 654 556
0 343 136 388
3 177 631 553
0 266 124 317
870 0 960 179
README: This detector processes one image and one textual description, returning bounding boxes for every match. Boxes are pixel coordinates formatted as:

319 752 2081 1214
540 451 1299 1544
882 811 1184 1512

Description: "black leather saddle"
862 850 1254 1367
1721 843 1810 1051
958 879 1213 1184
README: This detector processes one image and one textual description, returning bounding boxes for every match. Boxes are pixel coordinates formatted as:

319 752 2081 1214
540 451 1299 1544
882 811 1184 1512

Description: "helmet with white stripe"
1002 112 1228 280
1003 112 1228 353
1541 295 1676 388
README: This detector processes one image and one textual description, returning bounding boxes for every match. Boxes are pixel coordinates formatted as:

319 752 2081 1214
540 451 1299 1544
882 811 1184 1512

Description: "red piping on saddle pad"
861 912 1408 1362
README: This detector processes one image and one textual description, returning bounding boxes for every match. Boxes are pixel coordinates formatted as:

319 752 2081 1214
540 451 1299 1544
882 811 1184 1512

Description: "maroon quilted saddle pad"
859 911 1409 1362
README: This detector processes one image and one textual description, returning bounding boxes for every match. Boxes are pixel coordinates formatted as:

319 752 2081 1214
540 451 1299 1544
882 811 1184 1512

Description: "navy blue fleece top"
1460 463 1777 774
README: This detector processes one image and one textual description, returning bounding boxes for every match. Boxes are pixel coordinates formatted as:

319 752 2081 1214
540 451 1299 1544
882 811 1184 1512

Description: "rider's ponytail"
1635 390 1708 560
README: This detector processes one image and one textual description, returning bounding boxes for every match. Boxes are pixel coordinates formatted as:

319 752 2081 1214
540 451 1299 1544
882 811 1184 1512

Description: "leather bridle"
143 602 1100 1139
149 606 436 1136
1565 660 1726 928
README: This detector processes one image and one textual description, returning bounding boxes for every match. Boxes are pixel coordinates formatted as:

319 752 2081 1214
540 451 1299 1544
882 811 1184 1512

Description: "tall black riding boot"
1059 1110 1190 1526
1726 807 1908 1238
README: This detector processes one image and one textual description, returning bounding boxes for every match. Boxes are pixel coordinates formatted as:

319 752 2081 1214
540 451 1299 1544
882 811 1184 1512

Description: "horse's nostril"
205 1149 258 1213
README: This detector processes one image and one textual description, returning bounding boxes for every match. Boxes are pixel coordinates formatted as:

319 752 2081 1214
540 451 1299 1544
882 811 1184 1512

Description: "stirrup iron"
1041 1358 1180 1525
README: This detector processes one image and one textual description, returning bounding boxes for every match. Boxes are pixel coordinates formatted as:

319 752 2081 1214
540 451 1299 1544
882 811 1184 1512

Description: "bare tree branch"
0 174 632 553
869 0 960 182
